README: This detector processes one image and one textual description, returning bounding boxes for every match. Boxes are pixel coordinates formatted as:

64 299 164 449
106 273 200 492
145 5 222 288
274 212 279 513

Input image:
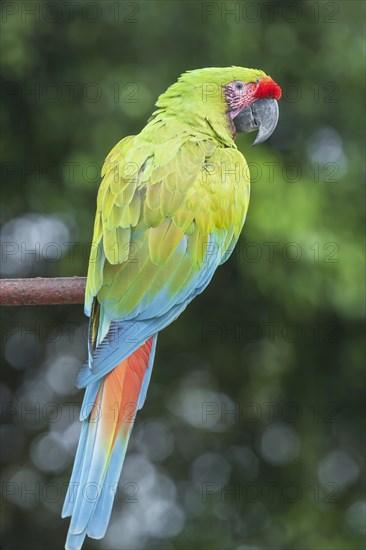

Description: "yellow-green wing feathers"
85 119 250 320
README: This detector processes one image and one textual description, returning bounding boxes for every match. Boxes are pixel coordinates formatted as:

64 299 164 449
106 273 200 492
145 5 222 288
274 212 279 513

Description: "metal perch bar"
0 277 86 306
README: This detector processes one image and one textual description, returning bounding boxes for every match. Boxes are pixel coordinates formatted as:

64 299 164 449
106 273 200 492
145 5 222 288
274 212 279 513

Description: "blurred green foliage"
1 1 365 549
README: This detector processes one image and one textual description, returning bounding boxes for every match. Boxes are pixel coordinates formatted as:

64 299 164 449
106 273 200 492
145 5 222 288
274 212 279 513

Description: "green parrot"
62 66 281 549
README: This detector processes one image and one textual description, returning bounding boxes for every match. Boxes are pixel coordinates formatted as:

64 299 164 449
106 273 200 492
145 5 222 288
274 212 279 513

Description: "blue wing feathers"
77 235 221 389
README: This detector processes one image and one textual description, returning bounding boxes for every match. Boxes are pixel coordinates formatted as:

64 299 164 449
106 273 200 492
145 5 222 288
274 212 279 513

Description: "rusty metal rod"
0 277 86 306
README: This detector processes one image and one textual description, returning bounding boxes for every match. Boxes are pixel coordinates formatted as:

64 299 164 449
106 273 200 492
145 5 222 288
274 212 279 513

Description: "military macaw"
62 67 281 549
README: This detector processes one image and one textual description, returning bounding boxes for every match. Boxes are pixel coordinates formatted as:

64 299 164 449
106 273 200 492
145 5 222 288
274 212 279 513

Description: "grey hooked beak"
233 98 279 146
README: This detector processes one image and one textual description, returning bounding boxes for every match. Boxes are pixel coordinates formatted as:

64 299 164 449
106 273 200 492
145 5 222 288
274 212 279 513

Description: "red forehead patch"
255 77 282 100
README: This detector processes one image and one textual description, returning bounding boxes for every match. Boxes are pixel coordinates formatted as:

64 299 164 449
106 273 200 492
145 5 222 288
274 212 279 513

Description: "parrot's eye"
235 82 244 91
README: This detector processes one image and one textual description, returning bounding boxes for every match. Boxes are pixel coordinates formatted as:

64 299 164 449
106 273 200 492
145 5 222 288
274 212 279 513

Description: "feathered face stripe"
225 77 282 119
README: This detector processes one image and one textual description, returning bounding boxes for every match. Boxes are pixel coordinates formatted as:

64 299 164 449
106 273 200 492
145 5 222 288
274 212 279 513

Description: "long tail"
62 335 157 550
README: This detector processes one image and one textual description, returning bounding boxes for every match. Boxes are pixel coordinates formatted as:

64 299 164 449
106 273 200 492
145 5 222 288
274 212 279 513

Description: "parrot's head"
155 67 282 146
222 69 282 145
